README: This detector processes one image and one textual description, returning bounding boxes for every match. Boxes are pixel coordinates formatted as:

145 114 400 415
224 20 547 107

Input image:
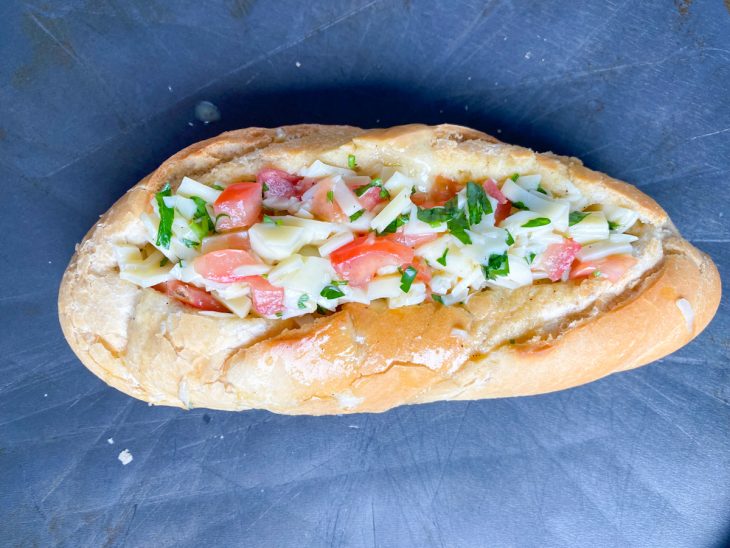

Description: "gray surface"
1 1 729 546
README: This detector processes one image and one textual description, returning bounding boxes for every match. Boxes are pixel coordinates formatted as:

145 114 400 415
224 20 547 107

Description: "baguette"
58 124 721 414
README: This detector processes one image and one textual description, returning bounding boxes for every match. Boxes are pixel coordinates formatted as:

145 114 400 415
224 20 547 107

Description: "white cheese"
486 254 532 289
388 282 426 308
248 224 306 261
568 211 609 244
276 216 336 244
332 176 363 217
367 276 403 300
602 204 639 233
577 241 634 262
177 176 222 204
371 188 413 233
383 171 415 195
318 231 354 256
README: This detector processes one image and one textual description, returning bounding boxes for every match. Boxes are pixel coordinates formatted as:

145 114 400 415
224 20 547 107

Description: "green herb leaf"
159 257 169 267
505 230 515 246
527 252 537 264
512 201 529 211
354 177 387 199
432 294 444 304
509 173 520 182
212 184 224 191
466 181 493 225
437 247 449 266
378 213 409 234
447 209 472 244
326 190 334 203
379 187 390 200
316 304 329 314
155 183 174 249
320 285 345 299
349 209 365 222
569 211 589 226
262 183 269 193
348 154 357 169
482 252 510 280
416 196 459 225
536 184 547 195
593 270 603 278
521 217 551 228
331 280 349 286
297 294 309 309
608 220 619 231
263 215 283 225
399 266 418 293
275 311 283 318
182 238 199 248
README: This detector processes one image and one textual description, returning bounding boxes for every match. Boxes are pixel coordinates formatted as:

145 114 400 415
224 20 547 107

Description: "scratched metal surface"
1 0 729 546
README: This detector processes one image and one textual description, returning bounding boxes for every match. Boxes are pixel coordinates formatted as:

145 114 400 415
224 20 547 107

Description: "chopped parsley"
159 257 169 267
483 252 510 280
416 197 458 225
466 181 493 225
536 184 547 195
527 252 537 264
505 230 515 246
349 209 365 222
608 220 619 231
354 177 389 200
509 173 520 182
320 285 346 299
263 215 283 225
348 154 357 169
326 190 334 203
262 183 269 193
155 183 174 249
512 201 529 211
297 294 309 309
437 248 449 266
447 209 472 244
521 217 551 228
182 238 199 248
569 211 589 226
212 184 224 191
378 213 408 234
432 294 444 304
399 266 418 293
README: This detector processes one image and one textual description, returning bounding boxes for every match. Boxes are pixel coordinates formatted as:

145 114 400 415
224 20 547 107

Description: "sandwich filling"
114 156 641 319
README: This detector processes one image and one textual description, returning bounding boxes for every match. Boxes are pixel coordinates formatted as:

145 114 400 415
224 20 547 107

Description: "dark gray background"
1 1 728 546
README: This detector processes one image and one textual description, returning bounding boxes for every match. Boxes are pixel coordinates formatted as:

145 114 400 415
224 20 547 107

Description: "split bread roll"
58 124 721 414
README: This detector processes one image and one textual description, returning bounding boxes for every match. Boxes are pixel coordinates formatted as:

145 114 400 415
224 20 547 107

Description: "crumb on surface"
118 449 133 465
107 438 114 445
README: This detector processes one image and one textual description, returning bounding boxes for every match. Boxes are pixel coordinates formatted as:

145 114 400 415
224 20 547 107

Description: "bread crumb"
118 449 133 466
107 438 114 445
44 393 48 397
295 61 301 67
524 51 532 60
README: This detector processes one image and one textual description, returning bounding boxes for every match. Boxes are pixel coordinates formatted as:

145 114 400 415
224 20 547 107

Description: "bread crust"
58 124 721 414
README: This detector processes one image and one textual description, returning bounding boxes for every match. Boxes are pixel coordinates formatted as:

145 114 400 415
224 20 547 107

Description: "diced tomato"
258 168 301 199
193 249 260 283
482 178 508 204
200 232 250 254
329 234 414 286
357 186 385 211
539 239 582 282
293 177 319 197
384 231 439 248
412 175 462 208
242 276 285 316
407 256 433 284
494 200 512 225
154 280 228 313
213 182 263 230
570 255 638 283
309 178 347 222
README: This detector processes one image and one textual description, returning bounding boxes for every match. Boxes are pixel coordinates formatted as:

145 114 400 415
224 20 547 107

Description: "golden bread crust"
58 124 721 414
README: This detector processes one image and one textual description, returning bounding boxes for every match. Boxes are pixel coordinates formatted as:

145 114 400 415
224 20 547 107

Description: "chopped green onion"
437 248 449 266
432 294 444 304
348 154 357 169
483 252 510 280
159 257 169 267
326 190 334 203
512 201 529 211
349 209 365 222
505 230 515 246
569 211 589 226
297 294 309 309
521 217 551 228
320 285 345 299
155 183 174 249
399 266 418 293
263 215 283 225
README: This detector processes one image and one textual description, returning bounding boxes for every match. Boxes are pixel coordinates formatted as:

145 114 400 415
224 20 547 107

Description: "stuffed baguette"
58 124 721 414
